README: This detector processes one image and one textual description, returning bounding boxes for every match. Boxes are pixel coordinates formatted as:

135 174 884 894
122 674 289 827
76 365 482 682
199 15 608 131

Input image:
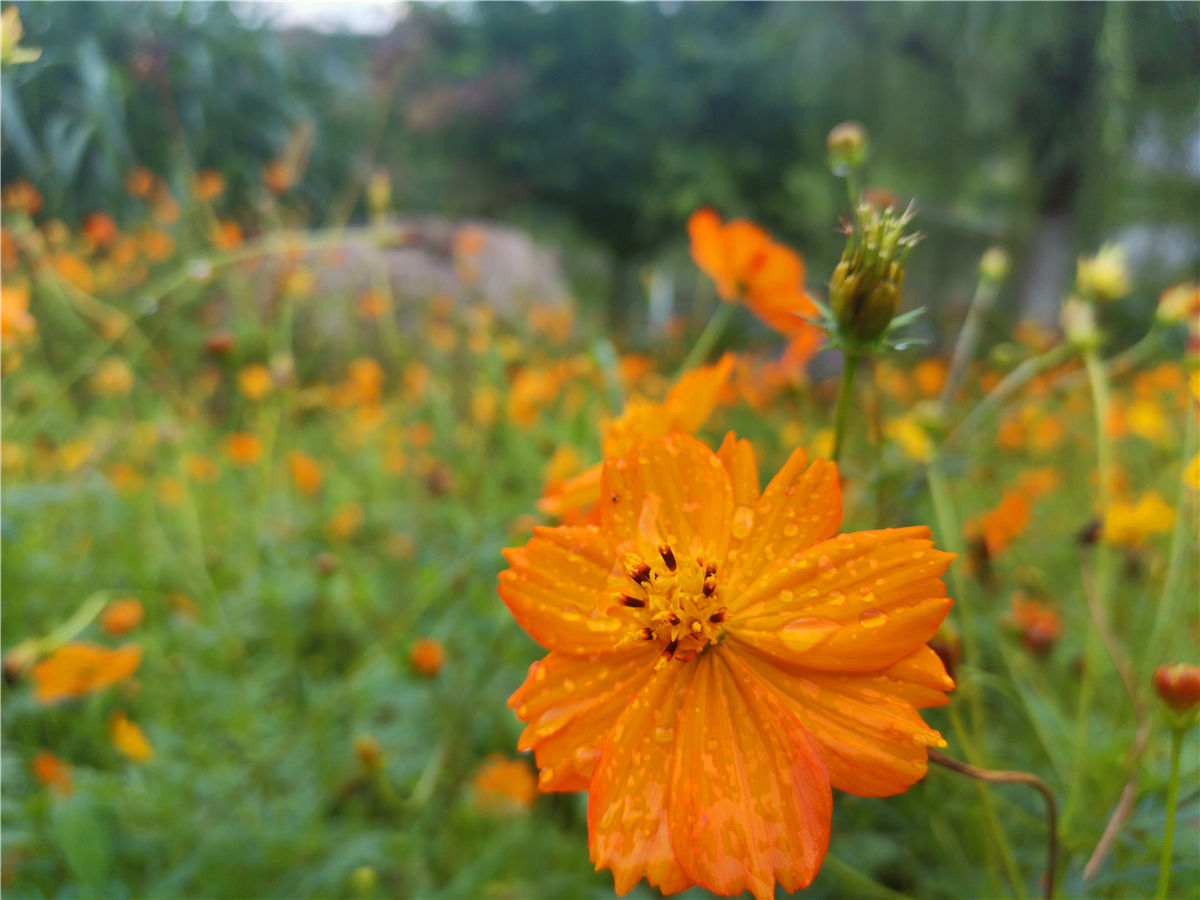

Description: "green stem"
939 275 1000 417
831 352 862 464
936 343 1074 459
1146 396 1198 664
678 301 735 375
1155 728 1184 900
1065 347 1116 831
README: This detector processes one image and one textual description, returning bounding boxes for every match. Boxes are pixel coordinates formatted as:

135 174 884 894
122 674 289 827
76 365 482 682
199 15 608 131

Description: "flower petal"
600 433 733 564
668 651 831 900
663 353 736 435
716 431 759 510
688 209 738 300
588 663 695 896
499 525 625 655
724 453 841 597
509 646 662 792
536 461 602 521
732 643 949 797
730 527 955 671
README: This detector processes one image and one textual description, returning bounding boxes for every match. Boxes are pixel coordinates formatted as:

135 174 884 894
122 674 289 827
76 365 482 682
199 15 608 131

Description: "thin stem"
677 300 735 375
936 343 1074 459
831 351 861 464
939 275 1000 417
1147 395 1198 663
1155 728 1184 900
929 750 1059 900
1065 347 1116 830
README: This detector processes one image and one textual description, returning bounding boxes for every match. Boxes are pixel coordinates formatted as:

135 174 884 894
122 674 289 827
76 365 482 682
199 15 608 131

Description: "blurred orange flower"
263 159 292 194
2 179 42 214
968 490 1031 558
0 281 36 346
50 252 94 294
471 754 537 815
125 166 156 198
358 289 387 319
1009 595 1061 655
503 433 955 898
410 638 445 677
32 642 143 704
89 358 135 397
101 598 144 636
287 450 324 496
81 212 119 250
538 354 735 522
31 750 72 795
687 208 821 354
108 711 154 762
225 432 263 467
182 452 220 483
211 220 243 250
326 502 364 541
193 170 225 200
237 364 274 401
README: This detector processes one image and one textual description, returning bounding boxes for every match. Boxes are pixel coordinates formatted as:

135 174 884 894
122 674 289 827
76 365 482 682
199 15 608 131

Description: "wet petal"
730 527 955 671
499 525 625 654
509 646 661 792
663 353 736 435
600 433 733 564
668 651 831 900
536 461 602 521
716 431 760 510
733 643 949 797
724 452 841 596
588 663 695 896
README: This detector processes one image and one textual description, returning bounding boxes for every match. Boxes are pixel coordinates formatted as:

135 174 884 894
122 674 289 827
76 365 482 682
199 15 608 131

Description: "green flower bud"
827 122 868 175
827 202 919 345
979 247 1010 285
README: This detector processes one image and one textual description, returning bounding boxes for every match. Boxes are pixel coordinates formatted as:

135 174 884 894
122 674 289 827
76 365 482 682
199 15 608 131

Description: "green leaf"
51 792 114 889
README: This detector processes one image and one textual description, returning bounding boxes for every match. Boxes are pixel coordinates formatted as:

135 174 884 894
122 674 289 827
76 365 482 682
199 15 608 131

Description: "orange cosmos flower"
967 489 1031 559
211 220 243 250
31 750 72 795
101 598 144 636
287 450 324 495
0 281 36 346
538 354 735 522
192 170 225 200
502 432 955 898
410 637 445 677
225 432 263 466
108 711 154 762
471 754 537 815
1009 595 1061 656
687 208 821 355
237 364 274 401
31 642 143 704
126 166 156 198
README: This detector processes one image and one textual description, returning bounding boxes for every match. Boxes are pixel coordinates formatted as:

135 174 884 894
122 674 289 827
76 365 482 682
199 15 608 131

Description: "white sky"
234 1 410 35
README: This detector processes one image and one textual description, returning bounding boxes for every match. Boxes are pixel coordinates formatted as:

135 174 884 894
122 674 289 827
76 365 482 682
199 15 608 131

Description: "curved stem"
1065 347 1116 830
677 300 735 376
831 351 861 464
939 275 1000 417
1155 728 1183 900
929 750 1059 900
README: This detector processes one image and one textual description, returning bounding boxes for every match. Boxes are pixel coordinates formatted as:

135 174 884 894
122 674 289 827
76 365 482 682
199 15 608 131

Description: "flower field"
2 6 1199 900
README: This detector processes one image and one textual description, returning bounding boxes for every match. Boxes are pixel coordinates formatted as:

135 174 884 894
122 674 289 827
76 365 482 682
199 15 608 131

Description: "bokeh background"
2 3 1198 899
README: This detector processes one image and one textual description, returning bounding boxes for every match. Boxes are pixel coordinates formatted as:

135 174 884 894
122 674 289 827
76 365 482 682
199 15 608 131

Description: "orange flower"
31 750 72 795
263 159 292 194
1153 663 1200 713
287 450 323 495
81 212 119 249
687 208 821 348
237 363 274 401
326 502 364 541
108 711 154 762
224 432 262 466
211 220 242 249
126 166 156 198
471 754 537 815
31 642 142 704
192 170 225 200
101 598 144 636
2 179 42 214
0 281 36 345
410 637 445 677
538 354 735 522
1009 595 1061 655
502 433 955 898
968 490 1030 558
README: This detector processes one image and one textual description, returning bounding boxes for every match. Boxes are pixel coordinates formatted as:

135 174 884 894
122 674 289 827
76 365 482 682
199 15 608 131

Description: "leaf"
51 792 114 889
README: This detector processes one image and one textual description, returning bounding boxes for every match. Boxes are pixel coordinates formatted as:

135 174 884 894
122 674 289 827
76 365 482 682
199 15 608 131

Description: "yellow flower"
885 414 934 463
237 364 274 401
1103 491 1175 547
1076 244 1130 302
1185 453 1200 491
108 711 154 762
90 358 135 397
326 502 365 541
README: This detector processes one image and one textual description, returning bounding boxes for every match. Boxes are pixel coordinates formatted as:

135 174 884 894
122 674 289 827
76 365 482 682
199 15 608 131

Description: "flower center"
614 543 727 666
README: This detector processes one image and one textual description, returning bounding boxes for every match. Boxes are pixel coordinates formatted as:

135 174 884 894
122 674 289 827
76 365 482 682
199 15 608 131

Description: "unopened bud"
1154 663 1200 715
366 170 391 215
1060 297 1100 350
1075 244 1130 302
828 202 918 344
354 734 384 773
827 122 867 174
979 247 1010 284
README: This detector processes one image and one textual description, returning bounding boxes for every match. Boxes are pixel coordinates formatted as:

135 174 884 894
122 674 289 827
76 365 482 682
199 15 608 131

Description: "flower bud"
1060 297 1100 350
1154 663 1200 714
827 122 868 174
1075 244 1130 302
350 866 378 896
828 203 918 344
979 247 1010 285
366 170 391 215
1156 282 1199 326
354 734 384 773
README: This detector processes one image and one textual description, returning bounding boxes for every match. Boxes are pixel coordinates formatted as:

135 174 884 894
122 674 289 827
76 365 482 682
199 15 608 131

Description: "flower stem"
1064 347 1116 831
1155 727 1184 900
831 351 861 463
929 750 1059 900
678 300 735 376
939 275 1000 417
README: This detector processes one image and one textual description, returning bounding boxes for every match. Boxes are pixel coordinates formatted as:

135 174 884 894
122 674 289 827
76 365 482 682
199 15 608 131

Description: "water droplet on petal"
731 505 755 540
859 608 889 628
